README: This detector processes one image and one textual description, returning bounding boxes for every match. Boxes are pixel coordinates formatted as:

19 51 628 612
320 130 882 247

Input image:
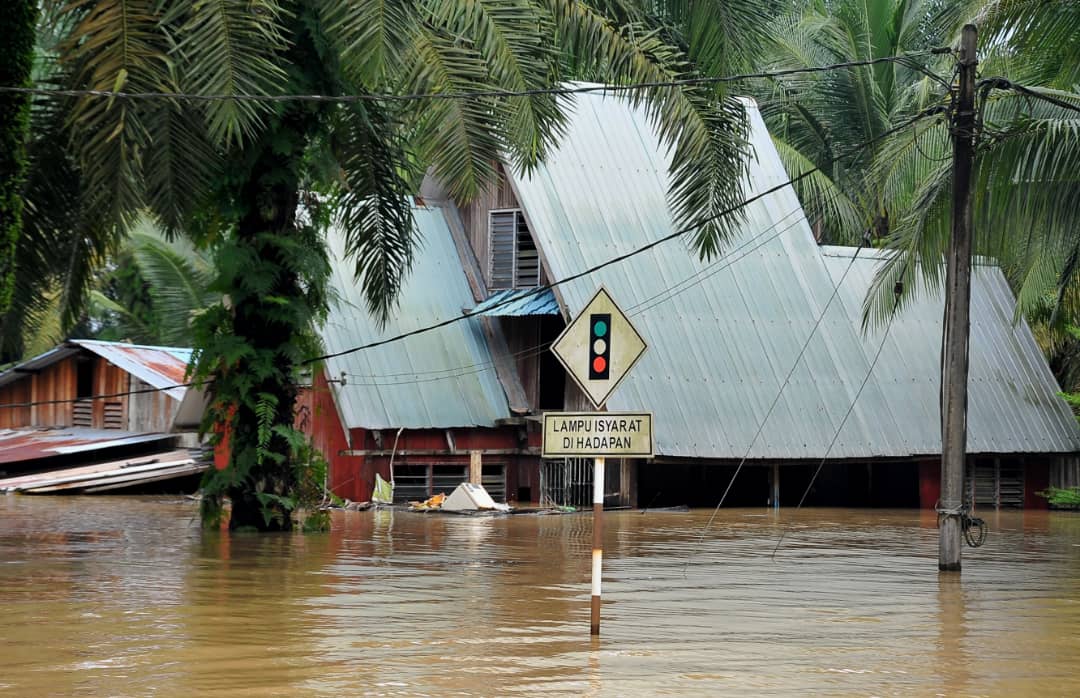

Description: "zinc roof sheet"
0 427 175 465
508 90 1080 458
0 340 191 401
472 288 560 316
821 247 1080 454
72 340 192 401
320 206 511 430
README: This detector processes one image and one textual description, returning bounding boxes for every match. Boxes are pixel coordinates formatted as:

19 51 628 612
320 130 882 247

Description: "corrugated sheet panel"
0 427 174 465
508 90 1079 458
821 246 1080 454
472 288 560 316
72 340 192 401
321 206 512 430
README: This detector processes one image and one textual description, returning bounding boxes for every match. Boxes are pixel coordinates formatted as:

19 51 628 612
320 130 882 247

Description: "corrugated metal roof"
472 288 561 316
0 340 192 401
0 428 175 465
72 340 192 401
320 206 512 430
821 246 1080 454
508 90 1080 458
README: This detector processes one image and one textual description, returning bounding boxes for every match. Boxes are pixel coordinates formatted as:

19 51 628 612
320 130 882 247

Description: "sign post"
547 287 649 636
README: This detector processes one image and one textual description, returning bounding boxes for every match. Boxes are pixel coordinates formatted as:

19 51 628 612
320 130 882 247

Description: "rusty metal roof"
0 341 192 401
71 340 192 400
0 428 175 465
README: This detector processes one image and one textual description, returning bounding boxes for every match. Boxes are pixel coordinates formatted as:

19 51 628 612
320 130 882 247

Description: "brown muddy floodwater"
1 498 1079 697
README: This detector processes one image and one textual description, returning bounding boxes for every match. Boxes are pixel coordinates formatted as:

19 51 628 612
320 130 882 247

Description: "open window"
488 209 540 290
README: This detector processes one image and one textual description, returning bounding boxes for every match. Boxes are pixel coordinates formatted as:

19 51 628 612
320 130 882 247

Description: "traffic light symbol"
589 313 611 380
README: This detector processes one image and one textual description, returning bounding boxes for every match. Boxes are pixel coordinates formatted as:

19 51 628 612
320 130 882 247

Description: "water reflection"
1 498 1079 696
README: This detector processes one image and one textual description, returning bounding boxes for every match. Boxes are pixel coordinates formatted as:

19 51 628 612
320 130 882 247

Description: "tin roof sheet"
320 206 512 430
508 90 1080 458
0 428 175 465
820 246 1080 454
472 288 560 316
0 340 192 401
72 340 192 401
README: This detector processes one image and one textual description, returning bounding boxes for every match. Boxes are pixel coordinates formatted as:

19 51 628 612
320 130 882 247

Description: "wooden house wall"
459 166 520 287
128 378 179 433
0 354 136 430
501 317 541 410
0 379 31 428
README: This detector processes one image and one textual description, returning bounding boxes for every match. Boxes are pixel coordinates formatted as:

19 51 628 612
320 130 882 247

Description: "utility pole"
940 24 978 572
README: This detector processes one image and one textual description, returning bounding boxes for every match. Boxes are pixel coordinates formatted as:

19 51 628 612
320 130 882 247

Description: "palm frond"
315 0 413 87
543 0 749 258
59 0 173 229
332 104 418 324
401 27 505 201
163 1 290 145
772 137 863 243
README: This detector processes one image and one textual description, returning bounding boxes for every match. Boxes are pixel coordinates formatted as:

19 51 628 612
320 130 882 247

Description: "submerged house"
304 91 1080 510
0 340 204 490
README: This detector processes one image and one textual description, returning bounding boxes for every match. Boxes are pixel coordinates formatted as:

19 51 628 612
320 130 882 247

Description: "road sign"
542 412 654 458
551 287 647 409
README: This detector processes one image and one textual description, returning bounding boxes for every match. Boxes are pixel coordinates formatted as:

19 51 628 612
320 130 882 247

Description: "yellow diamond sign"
551 287 648 409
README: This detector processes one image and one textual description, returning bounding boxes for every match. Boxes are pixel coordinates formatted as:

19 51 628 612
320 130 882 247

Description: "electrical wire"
683 232 871 575
0 104 943 409
0 51 950 104
306 106 945 366
983 78 1080 115
770 286 905 559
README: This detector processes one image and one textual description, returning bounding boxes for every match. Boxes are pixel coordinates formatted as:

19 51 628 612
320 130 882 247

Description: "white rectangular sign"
542 412 654 458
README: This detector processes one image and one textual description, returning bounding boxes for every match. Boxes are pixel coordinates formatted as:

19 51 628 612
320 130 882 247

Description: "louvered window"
488 210 540 290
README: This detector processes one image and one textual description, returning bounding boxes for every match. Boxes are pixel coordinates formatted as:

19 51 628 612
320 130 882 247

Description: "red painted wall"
1024 458 1050 510
919 460 941 510
296 372 540 503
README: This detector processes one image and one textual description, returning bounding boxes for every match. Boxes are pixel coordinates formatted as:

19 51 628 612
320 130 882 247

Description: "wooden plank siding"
459 164 521 289
0 354 141 430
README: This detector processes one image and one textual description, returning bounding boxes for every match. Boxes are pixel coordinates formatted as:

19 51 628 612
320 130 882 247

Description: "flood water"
1 498 1079 696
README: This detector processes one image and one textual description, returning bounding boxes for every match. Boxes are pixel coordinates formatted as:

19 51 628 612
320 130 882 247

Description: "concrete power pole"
939 24 978 572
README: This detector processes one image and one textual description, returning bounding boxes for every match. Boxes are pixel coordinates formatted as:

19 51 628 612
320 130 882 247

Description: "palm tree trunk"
223 112 307 531
0 0 37 315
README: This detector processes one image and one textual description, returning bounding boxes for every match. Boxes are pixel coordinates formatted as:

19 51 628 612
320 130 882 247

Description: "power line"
0 104 942 408
983 78 1080 114
0 51 950 105
683 234 871 574
306 105 945 365
338 205 815 387
770 288 904 558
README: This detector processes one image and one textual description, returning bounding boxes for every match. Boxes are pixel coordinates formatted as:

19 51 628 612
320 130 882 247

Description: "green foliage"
0 0 38 316
1039 486 1080 509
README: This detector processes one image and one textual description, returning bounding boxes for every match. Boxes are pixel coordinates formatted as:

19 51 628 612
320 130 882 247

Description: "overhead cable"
305 105 946 365
0 51 950 104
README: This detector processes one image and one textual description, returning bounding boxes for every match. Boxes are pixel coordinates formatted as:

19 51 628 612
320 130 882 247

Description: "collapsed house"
0 340 205 493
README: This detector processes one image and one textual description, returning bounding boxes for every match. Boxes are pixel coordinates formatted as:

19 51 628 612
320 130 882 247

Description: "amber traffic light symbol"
551 287 647 409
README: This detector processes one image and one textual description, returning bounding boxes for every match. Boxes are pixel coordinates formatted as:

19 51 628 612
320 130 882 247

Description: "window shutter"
488 209 541 290
489 211 517 290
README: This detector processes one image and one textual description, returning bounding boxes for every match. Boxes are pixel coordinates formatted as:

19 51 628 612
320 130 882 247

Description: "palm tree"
860 1 1080 325
90 219 216 347
0 0 37 318
15 0 770 529
750 0 953 245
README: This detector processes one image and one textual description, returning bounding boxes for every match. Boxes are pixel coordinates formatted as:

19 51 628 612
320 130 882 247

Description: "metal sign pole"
591 455 605 636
